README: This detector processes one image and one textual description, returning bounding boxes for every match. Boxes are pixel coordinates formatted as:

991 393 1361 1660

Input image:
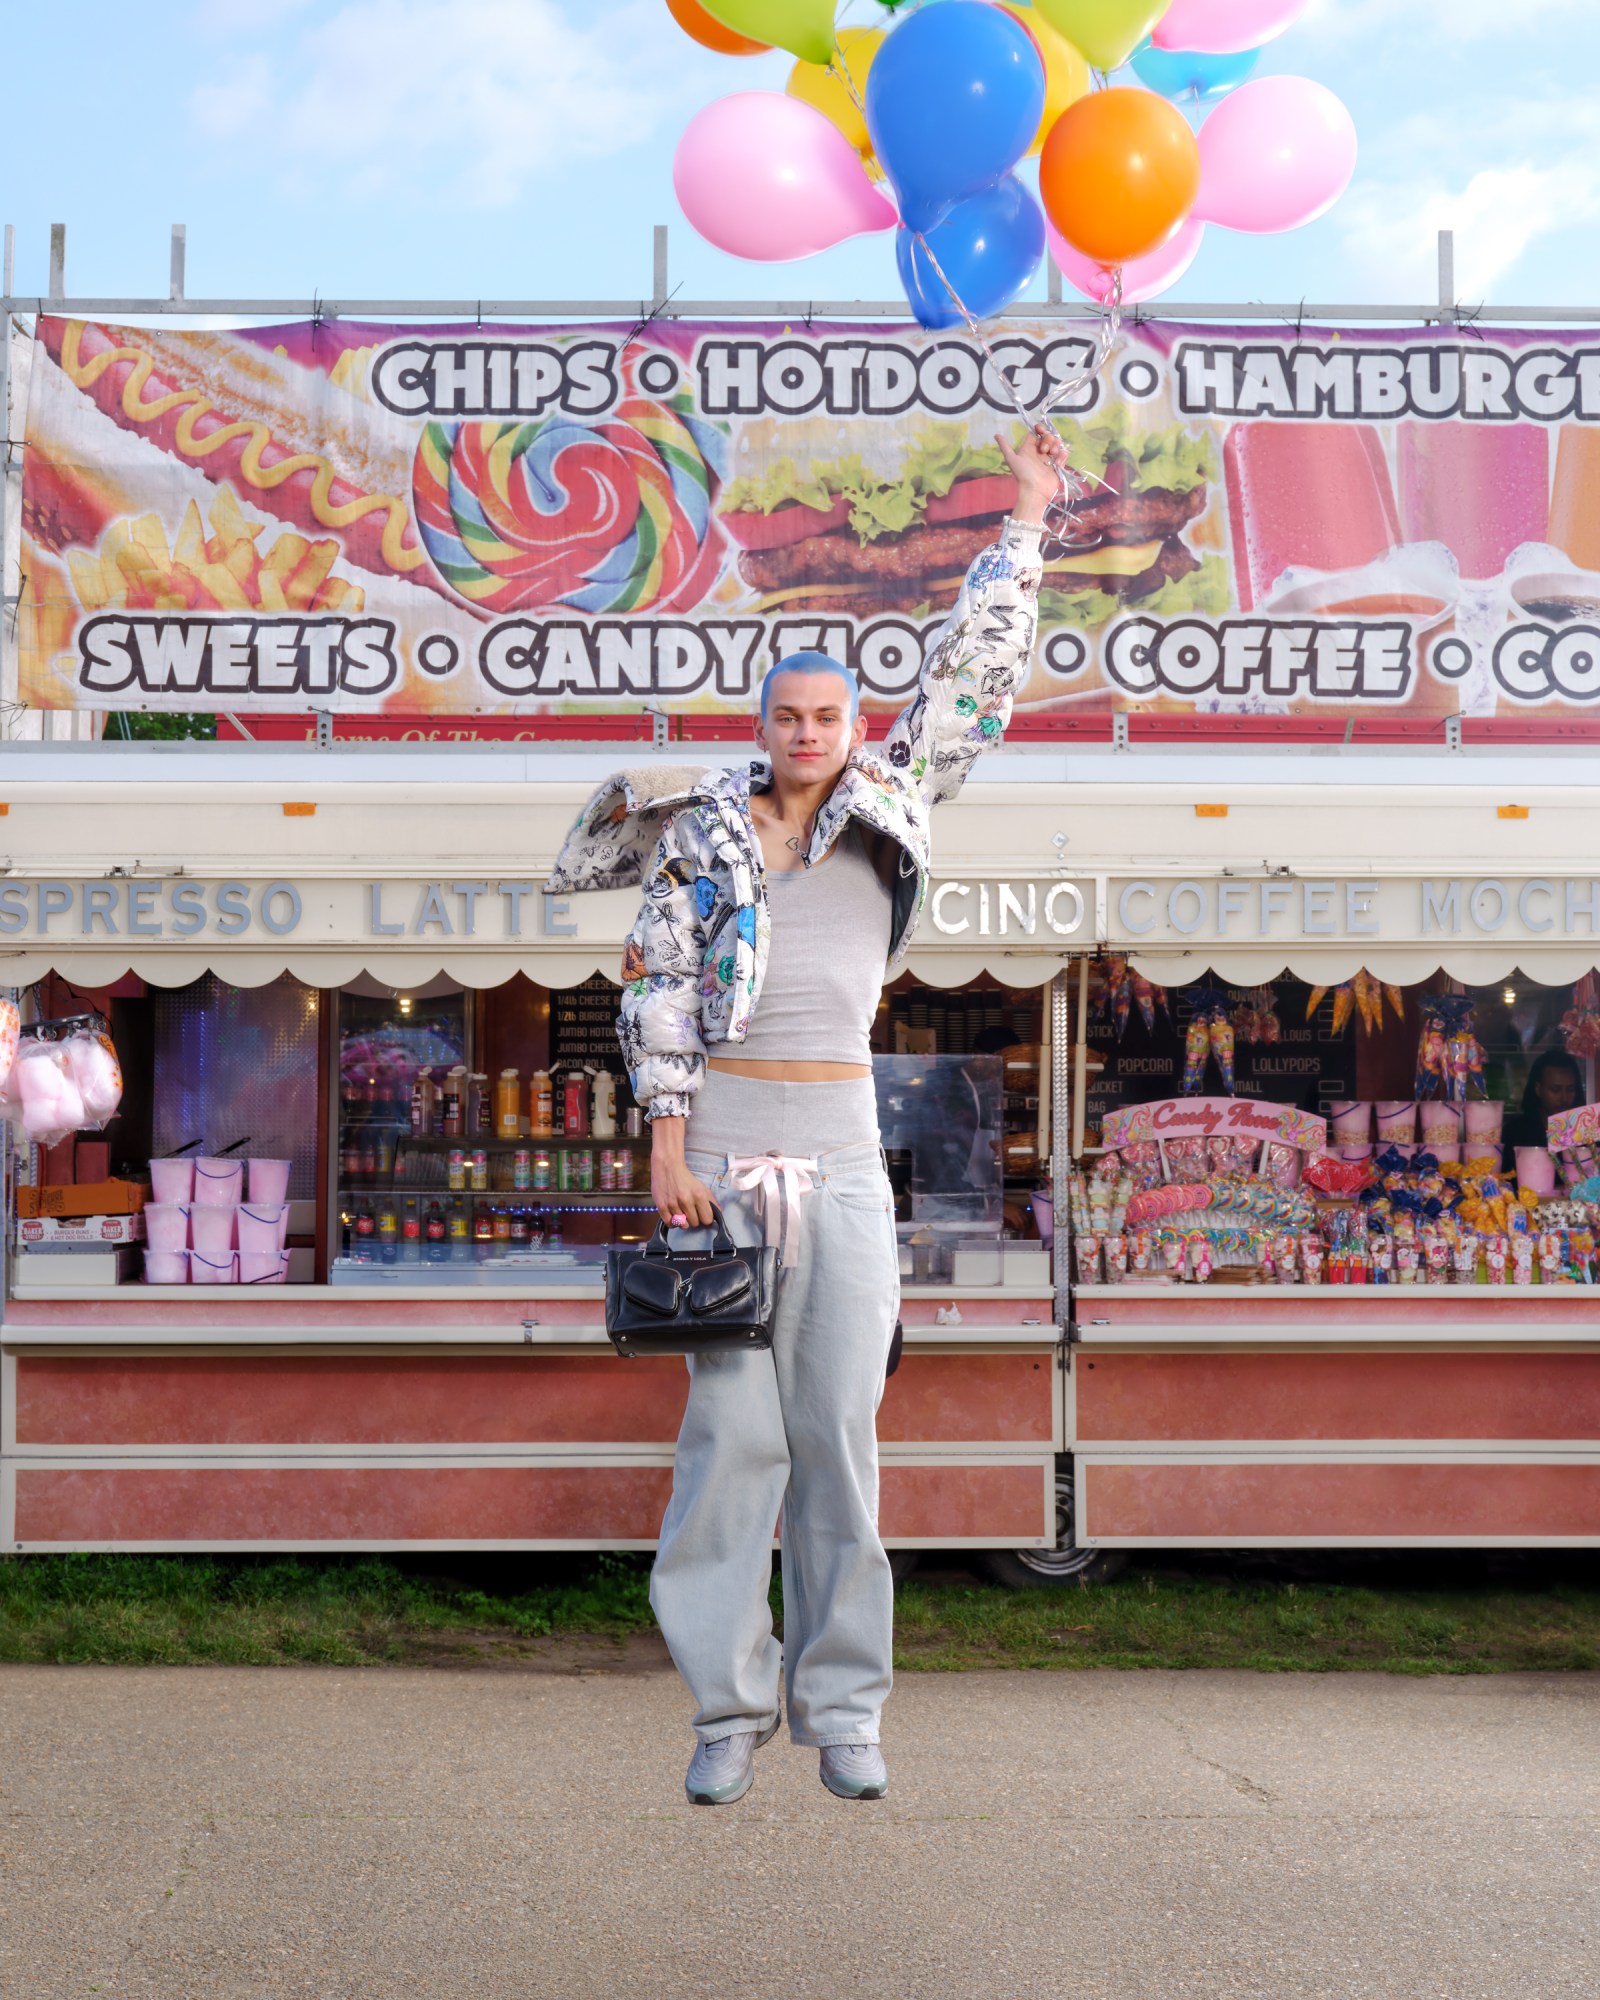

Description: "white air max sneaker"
685 1717 780 1805
819 1744 888 1800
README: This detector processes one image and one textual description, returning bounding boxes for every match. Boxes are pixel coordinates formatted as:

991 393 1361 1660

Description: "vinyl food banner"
18 315 1600 720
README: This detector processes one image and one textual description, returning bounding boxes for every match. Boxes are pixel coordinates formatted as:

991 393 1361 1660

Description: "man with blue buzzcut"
549 421 1067 1805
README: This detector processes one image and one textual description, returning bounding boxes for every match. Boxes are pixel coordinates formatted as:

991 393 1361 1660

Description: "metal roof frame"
6 222 1600 325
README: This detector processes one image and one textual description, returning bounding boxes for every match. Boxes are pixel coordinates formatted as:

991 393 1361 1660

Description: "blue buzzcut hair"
759 650 860 721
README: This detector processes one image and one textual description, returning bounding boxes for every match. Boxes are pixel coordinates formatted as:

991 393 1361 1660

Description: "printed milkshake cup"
1224 423 1401 611
1397 422 1549 579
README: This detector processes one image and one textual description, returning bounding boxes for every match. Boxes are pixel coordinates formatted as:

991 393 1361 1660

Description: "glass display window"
331 979 654 1285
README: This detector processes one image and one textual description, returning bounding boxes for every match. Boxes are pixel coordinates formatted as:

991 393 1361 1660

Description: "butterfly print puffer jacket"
546 517 1043 1119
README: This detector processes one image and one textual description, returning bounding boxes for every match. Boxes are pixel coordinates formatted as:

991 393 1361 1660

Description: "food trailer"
1 739 1597 1573
5 285 1600 1572
0 741 1065 1566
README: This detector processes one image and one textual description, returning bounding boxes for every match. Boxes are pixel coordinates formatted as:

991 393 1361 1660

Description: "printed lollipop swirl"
413 364 727 616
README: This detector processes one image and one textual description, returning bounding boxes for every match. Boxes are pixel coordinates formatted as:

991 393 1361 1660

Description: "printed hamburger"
719 412 1226 625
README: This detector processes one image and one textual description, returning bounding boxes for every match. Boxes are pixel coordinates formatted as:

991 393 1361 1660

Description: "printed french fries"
66 492 364 618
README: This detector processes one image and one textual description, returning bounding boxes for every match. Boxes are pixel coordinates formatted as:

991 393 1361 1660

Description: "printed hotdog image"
16 314 1600 718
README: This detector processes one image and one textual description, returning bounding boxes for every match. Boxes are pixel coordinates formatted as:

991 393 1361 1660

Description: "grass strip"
0 1554 656 1668
1 1554 1598 1673
891 1572 1600 1674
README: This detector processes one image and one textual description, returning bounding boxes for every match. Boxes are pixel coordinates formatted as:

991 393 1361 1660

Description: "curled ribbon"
725 1152 819 1269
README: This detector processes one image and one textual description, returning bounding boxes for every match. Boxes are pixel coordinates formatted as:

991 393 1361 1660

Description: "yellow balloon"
998 2 1092 158
785 28 884 160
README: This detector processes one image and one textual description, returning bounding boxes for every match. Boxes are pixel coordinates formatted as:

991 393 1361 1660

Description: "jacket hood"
547 764 724 893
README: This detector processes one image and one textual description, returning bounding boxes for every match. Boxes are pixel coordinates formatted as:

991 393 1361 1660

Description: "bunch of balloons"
668 0 1356 327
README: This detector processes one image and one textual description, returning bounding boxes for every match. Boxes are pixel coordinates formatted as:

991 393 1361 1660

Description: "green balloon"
699 0 839 66
1033 0 1169 72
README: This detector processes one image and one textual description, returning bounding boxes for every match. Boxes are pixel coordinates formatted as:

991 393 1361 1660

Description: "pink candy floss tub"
248 1159 292 1204
150 1157 195 1205
193 1158 244 1206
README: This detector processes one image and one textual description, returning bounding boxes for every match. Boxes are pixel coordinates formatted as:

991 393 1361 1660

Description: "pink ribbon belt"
724 1152 818 1268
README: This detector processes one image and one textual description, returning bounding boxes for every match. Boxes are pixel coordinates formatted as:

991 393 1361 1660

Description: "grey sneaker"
819 1743 888 1800
685 1717 779 1805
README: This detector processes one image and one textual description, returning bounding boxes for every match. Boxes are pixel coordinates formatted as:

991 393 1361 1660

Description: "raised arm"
882 422 1069 808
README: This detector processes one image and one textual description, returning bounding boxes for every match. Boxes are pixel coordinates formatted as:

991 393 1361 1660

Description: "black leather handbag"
605 1209 777 1358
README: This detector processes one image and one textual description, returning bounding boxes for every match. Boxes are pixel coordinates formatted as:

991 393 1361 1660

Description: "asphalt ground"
1 1659 1595 1999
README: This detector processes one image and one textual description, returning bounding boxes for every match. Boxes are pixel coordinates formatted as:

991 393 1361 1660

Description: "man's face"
1537 1065 1582 1115
756 671 867 786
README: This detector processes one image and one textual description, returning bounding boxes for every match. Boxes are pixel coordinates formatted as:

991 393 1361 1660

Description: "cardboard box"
16 1179 149 1219
14 1245 143 1286
17 1212 147 1245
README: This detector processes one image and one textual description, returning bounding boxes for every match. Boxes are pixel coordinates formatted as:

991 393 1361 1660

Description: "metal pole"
1070 954 1090 1163
170 223 187 305
47 224 64 303
652 224 669 310
1437 228 1455 322
0 226 13 687
1046 249 1062 308
1050 968 1072 1307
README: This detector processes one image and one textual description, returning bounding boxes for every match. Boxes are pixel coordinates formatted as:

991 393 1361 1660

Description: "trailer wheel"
980 1460 1126 1589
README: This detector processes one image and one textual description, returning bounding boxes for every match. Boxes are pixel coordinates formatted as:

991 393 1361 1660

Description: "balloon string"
912 226 1124 535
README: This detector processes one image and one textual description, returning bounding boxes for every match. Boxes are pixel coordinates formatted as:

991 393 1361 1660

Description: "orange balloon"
665 0 768 55
1039 88 1201 266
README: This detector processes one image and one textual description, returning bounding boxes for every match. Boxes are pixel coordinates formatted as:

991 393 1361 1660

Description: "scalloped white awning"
0 768 1594 991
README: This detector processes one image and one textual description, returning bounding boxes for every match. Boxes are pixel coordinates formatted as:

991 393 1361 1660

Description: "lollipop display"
414 355 728 617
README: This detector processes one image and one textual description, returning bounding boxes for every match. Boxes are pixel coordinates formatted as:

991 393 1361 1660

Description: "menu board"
549 975 629 1082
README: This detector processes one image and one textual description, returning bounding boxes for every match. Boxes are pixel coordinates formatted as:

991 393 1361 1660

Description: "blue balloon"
867 2 1045 236
1129 43 1260 102
896 176 1045 331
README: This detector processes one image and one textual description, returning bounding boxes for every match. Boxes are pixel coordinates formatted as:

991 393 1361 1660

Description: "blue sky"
4 0 1599 315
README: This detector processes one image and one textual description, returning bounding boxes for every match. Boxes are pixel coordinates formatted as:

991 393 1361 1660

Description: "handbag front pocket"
621 1260 685 1317
687 1259 753 1315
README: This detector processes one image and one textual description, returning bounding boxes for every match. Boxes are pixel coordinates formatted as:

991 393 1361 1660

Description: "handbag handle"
643 1205 737 1259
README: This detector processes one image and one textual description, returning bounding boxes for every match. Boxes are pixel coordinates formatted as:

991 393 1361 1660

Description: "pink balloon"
1047 214 1205 304
673 92 897 262
1193 76 1356 233
1153 0 1306 53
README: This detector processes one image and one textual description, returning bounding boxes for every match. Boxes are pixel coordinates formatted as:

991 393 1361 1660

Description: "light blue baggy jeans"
648 1070 899 1749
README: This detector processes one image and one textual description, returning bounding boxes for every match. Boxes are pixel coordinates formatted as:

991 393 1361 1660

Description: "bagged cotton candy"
63 1030 123 1125
0 998 18 1097
12 1041 87 1145
1182 1016 1210 1093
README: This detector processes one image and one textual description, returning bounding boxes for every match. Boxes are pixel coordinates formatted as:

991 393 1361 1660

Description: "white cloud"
1339 160 1600 299
187 0 703 208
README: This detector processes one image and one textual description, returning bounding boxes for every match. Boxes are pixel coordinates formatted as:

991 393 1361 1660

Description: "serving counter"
0 1284 1061 1552
1071 1284 1600 1549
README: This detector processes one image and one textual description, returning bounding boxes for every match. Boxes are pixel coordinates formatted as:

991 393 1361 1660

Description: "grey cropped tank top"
734 824 892 1066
